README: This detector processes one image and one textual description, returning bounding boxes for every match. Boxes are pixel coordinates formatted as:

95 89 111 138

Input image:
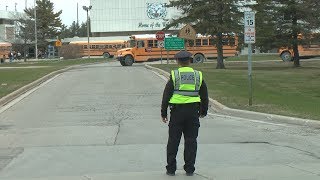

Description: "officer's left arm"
199 80 209 117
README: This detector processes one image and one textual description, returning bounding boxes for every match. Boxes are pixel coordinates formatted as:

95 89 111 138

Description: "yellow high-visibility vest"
169 67 202 104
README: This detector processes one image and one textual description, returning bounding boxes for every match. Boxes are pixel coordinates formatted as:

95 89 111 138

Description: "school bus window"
137 41 144 48
310 39 320 45
147 40 154 47
202 39 209 46
222 39 229 45
209 38 216 46
98 45 104 49
129 40 135 47
187 40 194 47
229 38 235 46
154 40 158 47
195 39 202 46
83 45 87 49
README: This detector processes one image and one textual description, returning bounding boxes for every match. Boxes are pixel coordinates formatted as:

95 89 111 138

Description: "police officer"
161 50 208 176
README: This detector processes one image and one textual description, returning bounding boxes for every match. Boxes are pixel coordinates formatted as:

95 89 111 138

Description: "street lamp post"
83 5 92 59
34 0 38 60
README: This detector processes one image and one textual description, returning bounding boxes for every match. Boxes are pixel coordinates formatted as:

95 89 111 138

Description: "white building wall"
0 25 5 41
90 0 181 33
0 10 24 42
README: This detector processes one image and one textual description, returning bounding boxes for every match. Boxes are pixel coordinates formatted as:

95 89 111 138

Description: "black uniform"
161 73 209 174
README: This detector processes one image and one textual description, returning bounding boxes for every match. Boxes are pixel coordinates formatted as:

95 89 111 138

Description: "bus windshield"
129 40 136 48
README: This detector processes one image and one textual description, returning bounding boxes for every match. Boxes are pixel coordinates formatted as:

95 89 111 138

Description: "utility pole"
77 3 79 26
34 0 38 60
83 5 92 59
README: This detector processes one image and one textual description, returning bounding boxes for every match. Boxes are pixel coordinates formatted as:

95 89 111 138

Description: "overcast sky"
0 0 90 26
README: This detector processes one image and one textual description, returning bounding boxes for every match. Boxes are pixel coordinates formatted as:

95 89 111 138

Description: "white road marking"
207 112 291 127
0 74 61 114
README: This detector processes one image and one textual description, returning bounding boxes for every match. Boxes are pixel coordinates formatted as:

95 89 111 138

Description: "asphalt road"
0 61 319 180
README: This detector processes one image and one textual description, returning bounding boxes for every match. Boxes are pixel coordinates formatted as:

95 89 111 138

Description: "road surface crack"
112 104 129 145
113 123 121 145
270 143 320 160
233 141 320 160
194 173 211 179
285 164 320 176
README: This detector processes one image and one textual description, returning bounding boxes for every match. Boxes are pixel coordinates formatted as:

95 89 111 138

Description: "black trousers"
166 103 200 173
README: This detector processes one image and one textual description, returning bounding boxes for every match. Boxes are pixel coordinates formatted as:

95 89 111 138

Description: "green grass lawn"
225 54 282 61
0 58 107 98
153 60 320 120
0 58 109 67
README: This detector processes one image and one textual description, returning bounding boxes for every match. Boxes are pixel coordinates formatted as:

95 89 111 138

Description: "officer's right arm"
161 76 174 118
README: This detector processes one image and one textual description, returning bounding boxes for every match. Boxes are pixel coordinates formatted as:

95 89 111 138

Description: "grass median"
152 60 320 120
0 58 108 98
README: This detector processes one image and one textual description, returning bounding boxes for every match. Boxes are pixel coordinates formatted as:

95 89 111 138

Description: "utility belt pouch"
169 104 176 110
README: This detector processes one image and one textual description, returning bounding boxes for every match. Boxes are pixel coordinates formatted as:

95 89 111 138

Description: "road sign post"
156 31 165 64
244 11 255 106
157 40 164 64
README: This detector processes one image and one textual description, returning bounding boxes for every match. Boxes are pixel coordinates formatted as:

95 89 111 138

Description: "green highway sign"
164 37 185 50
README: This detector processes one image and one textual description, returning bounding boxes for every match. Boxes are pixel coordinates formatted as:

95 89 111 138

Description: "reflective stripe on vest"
173 90 199 97
169 67 202 104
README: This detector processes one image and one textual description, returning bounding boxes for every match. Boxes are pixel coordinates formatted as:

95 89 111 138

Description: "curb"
145 64 320 128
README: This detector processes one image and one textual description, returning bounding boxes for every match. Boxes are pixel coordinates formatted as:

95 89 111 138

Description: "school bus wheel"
193 53 205 63
280 51 293 62
120 60 126 66
103 52 110 58
124 55 134 66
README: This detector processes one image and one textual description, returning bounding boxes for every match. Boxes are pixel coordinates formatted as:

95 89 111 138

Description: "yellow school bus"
116 34 238 66
69 40 129 58
279 34 320 61
0 42 12 59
